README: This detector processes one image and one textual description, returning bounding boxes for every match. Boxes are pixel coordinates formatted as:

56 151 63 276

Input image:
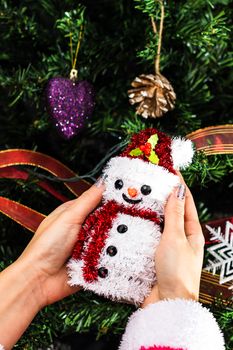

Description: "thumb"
163 184 186 238
62 180 105 224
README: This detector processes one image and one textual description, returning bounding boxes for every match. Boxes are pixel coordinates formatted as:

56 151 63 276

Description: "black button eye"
141 185 151 195
117 224 128 233
115 179 123 190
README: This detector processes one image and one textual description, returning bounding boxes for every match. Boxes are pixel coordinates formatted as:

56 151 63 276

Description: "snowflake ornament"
206 221 233 288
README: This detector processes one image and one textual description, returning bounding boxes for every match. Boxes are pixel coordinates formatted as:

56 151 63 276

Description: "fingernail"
95 174 107 188
176 184 186 200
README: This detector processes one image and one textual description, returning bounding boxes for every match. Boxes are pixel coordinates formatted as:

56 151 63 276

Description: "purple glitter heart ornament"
46 77 95 139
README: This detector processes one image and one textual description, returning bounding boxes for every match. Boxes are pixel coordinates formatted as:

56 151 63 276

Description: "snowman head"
102 128 194 213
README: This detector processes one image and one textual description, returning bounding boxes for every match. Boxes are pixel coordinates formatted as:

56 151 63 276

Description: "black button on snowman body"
98 267 108 278
106 245 117 256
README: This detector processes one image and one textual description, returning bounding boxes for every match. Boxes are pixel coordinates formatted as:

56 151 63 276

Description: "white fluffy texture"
119 299 225 350
171 137 194 170
68 213 161 304
103 157 180 213
0 345 4 350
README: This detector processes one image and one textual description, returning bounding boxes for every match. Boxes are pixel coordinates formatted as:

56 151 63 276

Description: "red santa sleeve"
119 298 225 350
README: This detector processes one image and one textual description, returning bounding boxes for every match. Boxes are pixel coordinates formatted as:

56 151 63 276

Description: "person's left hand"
17 182 104 308
142 174 204 308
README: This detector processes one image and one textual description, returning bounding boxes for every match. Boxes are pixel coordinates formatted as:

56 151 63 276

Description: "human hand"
17 182 104 309
142 176 205 307
0 183 105 349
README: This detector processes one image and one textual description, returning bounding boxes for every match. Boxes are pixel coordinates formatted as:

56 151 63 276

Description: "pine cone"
128 73 176 119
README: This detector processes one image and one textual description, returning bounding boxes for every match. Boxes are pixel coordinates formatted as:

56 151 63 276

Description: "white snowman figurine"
68 128 194 305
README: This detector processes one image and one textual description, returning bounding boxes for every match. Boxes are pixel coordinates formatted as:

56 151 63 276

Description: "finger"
61 181 105 225
176 170 185 183
176 171 202 234
184 187 201 234
176 171 204 249
47 200 77 218
163 184 186 238
176 171 202 235
35 200 77 233
184 187 204 250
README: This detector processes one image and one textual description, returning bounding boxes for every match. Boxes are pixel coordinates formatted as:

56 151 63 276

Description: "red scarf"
75 200 161 283
104 200 161 222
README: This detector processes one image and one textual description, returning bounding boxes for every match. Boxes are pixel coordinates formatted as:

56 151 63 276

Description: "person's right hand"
143 177 205 307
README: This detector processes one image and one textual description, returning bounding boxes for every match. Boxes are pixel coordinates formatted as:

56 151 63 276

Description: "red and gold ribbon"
0 166 69 203
0 196 45 233
200 270 232 305
0 149 91 232
0 149 90 197
186 124 233 155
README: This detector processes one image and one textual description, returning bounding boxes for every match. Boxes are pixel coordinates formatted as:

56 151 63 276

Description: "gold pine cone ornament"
128 73 176 119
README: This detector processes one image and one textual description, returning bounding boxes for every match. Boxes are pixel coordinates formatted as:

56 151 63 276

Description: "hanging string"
72 24 84 70
69 20 74 68
69 23 85 80
151 0 165 75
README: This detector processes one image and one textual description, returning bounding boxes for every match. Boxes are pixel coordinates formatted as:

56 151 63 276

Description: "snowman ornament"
68 128 194 305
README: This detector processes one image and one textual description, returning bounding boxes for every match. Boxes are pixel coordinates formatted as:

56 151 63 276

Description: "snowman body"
68 129 194 304
68 208 161 304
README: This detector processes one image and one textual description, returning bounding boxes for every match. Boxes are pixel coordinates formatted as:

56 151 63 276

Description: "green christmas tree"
0 0 233 348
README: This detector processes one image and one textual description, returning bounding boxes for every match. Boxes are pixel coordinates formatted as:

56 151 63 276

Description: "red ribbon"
0 149 91 232
0 149 90 197
0 166 69 203
186 124 233 155
0 196 45 233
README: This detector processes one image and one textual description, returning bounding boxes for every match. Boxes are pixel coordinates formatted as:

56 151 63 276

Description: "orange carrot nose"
128 187 138 198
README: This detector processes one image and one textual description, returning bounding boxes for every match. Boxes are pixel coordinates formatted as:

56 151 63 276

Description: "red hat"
121 128 177 174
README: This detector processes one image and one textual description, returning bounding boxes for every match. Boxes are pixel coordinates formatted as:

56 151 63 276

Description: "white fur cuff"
119 298 225 350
